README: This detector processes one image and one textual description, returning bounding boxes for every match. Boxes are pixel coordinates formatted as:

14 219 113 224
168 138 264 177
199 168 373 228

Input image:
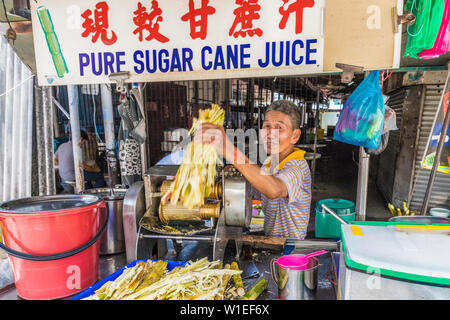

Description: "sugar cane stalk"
240 278 268 300
230 261 245 297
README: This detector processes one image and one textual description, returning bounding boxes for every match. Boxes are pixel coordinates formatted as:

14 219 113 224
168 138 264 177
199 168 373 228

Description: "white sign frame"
31 0 325 86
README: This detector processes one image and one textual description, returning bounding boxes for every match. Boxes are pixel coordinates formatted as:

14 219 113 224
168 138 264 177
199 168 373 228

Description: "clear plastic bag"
365 102 399 155
333 70 385 149
366 131 389 156
382 105 398 134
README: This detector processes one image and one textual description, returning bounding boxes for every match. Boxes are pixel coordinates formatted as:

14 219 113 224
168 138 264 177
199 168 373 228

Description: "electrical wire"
0 74 34 98
407 0 425 37
90 84 103 144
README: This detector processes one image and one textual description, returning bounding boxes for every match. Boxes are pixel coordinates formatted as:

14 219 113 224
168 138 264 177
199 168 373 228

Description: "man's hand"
193 123 228 157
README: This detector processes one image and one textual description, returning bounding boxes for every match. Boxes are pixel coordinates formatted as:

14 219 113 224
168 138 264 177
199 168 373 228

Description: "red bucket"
0 195 107 300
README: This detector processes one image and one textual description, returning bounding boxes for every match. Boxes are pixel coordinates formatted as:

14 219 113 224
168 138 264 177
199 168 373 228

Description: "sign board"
30 0 325 86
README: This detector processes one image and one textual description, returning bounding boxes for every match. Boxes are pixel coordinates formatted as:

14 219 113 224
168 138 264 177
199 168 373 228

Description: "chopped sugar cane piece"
388 203 396 216
240 278 268 300
216 264 232 300
230 261 245 297
403 202 410 216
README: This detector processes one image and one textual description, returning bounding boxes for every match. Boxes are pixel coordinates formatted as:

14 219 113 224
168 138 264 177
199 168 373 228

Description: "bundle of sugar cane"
124 258 241 300
83 260 167 300
162 104 225 210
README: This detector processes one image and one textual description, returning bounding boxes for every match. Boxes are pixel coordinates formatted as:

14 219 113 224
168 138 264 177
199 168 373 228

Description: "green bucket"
314 199 356 239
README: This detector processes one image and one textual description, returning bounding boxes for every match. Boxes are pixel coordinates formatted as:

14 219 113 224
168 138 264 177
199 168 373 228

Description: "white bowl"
430 207 450 218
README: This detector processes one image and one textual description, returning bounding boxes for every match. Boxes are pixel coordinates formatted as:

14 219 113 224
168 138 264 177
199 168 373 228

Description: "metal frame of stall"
419 69 450 216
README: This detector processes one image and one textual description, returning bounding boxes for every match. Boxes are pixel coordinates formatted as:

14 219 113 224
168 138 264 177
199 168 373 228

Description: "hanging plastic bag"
403 0 446 59
382 105 398 134
333 70 385 149
419 0 450 59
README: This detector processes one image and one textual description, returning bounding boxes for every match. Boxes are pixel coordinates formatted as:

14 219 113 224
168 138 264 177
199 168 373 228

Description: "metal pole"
67 85 85 193
322 204 350 225
311 90 320 187
355 146 370 220
225 79 231 129
52 96 70 119
52 95 60 138
355 71 370 221
141 234 215 242
420 71 450 215
42 86 56 195
100 84 120 188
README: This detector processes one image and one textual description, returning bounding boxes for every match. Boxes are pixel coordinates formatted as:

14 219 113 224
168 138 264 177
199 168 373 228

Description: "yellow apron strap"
265 148 306 171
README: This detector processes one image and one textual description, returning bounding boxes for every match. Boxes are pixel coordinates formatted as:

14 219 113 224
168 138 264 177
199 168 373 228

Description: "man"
54 130 105 193
195 100 311 239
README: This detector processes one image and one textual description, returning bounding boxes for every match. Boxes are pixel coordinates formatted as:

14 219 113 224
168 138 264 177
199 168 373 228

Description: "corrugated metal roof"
0 37 34 201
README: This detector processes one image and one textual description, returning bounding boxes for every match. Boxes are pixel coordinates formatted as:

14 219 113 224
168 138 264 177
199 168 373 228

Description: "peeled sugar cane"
124 258 241 300
85 260 168 300
240 278 268 300
162 104 225 210
230 261 245 297
84 257 241 300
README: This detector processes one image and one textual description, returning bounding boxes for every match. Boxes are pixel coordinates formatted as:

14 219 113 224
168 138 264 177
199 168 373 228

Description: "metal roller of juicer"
157 179 223 224
159 201 221 224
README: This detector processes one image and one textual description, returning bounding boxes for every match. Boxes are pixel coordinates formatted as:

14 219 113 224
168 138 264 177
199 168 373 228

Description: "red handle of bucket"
0 203 108 261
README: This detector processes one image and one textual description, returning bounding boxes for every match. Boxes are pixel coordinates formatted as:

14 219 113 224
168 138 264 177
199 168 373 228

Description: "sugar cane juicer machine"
122 164 252 263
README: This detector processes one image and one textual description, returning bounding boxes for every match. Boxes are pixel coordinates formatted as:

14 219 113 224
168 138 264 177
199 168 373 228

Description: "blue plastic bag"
333 70 385 149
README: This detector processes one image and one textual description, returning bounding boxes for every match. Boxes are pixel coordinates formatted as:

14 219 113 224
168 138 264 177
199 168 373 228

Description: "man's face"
260 111 300 155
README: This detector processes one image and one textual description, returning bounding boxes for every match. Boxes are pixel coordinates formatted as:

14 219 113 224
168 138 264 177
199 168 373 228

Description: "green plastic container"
315 199 355 214
314 199 356 239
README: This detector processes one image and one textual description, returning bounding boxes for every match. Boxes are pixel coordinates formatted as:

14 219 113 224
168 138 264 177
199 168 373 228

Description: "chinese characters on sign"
229 0 263 38
181 0 216 40
81 1 117 45
83 0 314 44
133 1 169 43
279 0 315 34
